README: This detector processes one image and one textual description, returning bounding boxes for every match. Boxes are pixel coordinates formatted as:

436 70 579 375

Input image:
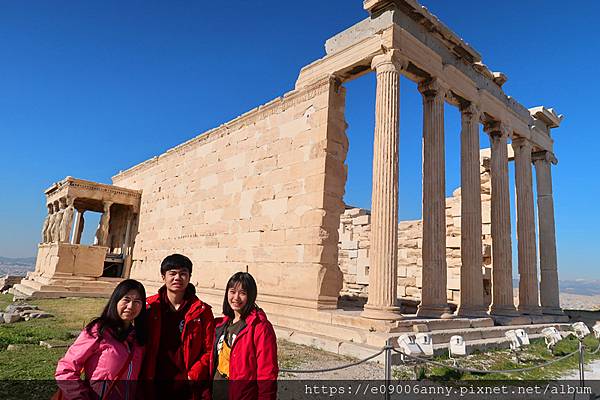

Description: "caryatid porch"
296 0 565 323
11 177 141 299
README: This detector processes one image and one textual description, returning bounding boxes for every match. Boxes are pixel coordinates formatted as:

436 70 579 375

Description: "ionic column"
416 78 452 319
72 209 85 244
361 50 405 320
533 151 563 315
457 103 487 317
513 139 542 315
486 122 518 316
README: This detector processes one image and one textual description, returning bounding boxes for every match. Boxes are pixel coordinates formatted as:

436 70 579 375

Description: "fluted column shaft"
533 152 562 314
416 79 452 319
362 51 404 320
486 123 518 316
513 139 542 315
457 103 487 317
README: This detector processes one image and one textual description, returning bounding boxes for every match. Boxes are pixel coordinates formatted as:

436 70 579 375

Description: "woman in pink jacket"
55 279 147 400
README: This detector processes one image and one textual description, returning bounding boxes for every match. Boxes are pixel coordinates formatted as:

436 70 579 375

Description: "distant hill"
0 256 36 266
559 280 600 297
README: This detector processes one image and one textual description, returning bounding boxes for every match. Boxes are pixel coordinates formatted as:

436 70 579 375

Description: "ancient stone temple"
15 0 568 353
15 177 141 297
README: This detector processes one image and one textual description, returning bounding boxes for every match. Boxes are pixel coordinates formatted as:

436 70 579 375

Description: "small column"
416 78 452 319
72 209 85 244
457 103 487 317
513 138 542 315
486 122 518 316
533 151 563 315
361 50 405 320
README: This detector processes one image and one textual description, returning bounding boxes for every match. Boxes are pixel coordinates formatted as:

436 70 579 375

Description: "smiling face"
117 289 143 323
162 267 190 295
227 283 248 317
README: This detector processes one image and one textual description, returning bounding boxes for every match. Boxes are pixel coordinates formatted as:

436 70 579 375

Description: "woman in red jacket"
211 272 278 400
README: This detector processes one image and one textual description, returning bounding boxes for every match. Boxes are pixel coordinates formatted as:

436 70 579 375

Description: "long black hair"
222 272 258 320
86 279 148 345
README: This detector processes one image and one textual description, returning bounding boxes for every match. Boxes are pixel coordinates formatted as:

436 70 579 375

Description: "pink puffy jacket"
55 325 144 400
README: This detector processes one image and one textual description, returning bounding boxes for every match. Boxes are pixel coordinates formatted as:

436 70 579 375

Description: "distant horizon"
0 254 597 283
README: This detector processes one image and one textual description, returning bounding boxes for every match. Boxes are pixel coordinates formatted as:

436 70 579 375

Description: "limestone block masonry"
112 76 348 310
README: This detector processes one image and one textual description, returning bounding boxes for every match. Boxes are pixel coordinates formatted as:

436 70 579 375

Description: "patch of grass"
0 296 105 379
0 345 65 379
0 294 13 311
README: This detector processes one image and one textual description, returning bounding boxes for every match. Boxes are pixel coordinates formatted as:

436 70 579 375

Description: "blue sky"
0 1 598 280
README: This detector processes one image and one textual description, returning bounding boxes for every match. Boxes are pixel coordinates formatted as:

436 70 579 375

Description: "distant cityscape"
0 256 36 276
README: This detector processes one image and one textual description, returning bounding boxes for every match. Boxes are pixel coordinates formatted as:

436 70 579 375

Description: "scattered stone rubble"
0 303 53 324
0 275 23 293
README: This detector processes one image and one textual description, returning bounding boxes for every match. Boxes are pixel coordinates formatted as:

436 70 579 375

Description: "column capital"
459 102 481 121
511 137 534 154
418 78 449 99
484 120 512 139
371 49 408 74
102 201 114 212
532 150 558 165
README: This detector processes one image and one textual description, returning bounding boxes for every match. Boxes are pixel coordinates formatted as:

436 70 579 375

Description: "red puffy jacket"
211 308 278 400
142 284 215 382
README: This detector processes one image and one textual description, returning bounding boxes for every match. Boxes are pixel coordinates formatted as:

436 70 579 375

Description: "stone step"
10 282 115 300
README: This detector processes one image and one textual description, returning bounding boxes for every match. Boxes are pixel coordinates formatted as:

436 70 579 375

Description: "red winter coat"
211 308 279 400
142 284 215 382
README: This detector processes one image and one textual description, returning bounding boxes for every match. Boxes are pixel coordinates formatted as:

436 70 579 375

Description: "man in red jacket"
142 254 215 399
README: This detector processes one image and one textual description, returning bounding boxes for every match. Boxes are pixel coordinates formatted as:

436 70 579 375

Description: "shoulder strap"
103 346 135 397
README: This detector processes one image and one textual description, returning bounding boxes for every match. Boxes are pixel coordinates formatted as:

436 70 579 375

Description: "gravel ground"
278 340 385 380
559 359 600 379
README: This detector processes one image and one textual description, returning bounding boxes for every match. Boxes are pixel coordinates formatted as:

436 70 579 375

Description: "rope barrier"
279 347 385 373
586 342 600 355
279 336 598 376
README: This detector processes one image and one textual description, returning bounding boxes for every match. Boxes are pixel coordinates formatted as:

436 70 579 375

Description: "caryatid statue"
47 202 59 242
94 201 112 247
41 203 54 243
52 199 65 243
59 199 75 243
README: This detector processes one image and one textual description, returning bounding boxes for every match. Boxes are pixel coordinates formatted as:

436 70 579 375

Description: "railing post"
384 338 393 400
578 339 585 387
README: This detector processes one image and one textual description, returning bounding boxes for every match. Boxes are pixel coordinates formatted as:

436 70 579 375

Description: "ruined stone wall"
339 157 493 306
112 77 348 309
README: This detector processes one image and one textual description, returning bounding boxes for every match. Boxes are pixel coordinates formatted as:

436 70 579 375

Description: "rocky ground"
278 340 385 380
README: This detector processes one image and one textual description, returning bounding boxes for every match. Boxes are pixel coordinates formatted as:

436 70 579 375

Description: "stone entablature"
45 177 141 213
